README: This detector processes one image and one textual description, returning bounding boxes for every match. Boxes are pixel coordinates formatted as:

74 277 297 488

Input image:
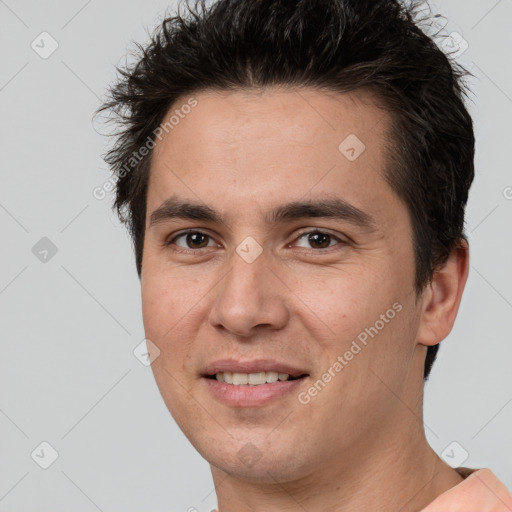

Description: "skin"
140 86 470 512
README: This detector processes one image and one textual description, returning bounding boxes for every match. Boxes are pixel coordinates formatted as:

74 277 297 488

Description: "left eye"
166 229 345 252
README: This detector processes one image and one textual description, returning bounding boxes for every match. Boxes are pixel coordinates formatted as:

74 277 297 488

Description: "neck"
211 430 463 512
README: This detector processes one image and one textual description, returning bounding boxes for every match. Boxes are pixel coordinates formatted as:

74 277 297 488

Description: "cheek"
141 262 208 341
295 264 413 393
142 271 202 416
141 266 217 398
288 264 399 342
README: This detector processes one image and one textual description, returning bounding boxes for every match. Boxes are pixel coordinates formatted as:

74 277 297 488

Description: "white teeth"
232 372 248 385
248 372 266 385
266 371 279 383
213 371 293 385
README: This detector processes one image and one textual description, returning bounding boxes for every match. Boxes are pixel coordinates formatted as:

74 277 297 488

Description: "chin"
196 435 315 484
210 457 308 484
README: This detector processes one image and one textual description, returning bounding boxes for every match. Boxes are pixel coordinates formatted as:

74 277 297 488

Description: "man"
98 0 512 510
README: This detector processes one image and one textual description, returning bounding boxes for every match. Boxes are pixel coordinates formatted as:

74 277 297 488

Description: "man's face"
141 87 427 481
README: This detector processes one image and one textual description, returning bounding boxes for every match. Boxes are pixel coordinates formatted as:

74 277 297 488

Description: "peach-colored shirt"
420 467 512 511
210 467 512 512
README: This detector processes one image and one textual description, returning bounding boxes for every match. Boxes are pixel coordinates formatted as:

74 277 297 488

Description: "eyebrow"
149 194 377 232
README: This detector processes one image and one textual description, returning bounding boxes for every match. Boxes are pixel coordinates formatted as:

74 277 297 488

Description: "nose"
208 247 289 338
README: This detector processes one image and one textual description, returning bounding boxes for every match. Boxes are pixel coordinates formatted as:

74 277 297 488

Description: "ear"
416 239 470 347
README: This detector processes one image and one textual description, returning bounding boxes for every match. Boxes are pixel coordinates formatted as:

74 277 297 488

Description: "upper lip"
203 359 309 378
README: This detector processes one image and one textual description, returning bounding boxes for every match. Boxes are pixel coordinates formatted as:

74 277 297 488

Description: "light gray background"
1 1 511 511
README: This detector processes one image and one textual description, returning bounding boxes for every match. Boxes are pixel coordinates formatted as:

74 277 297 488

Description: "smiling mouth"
206 371 309 385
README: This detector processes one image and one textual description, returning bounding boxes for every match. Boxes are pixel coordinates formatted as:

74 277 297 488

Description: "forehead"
147 87 400 229
151 86 389 161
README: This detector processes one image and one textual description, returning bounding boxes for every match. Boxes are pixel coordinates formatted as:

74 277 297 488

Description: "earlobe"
416 240 470 347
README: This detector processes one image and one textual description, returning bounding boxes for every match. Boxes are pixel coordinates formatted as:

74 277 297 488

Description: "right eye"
164 230 218 253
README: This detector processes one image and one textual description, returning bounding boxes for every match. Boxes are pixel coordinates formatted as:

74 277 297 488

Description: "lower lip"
203 377 307 407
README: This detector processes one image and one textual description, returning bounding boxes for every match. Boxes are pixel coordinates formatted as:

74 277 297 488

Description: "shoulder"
420 467 512 512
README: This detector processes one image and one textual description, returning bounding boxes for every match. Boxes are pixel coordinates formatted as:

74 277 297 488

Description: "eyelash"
164 229 348 254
